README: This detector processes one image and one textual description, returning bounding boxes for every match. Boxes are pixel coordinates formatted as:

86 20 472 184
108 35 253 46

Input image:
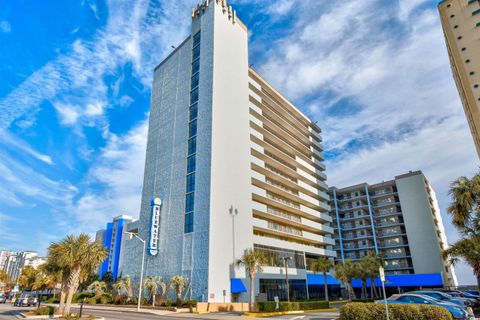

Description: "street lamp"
282 256 292 302
124 232 146 312
229 206 238 267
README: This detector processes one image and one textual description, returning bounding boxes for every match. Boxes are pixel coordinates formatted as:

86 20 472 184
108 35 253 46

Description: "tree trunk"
152 293 155 307
249 272 255 312
56 276 68 315
348 282 355 301
63 266 81 316
361 280 366 299
370 277 374 298
323 272 329 302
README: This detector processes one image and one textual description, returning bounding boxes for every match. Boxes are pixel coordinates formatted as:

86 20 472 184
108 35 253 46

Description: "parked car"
14 297 28 307
463 290 480 297
376 293 474 320
0 295 6 304
14 294 37 307
439 290 479 306
408 290 475 308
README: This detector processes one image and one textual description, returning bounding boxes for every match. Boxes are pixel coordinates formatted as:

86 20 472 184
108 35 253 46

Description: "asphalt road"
0 303 339 320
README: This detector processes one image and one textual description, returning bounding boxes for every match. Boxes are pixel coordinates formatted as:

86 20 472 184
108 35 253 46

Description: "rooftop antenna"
171 45 176 49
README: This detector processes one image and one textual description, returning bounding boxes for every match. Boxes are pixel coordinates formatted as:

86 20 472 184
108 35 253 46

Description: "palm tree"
448 174 480 232
236 248 267 311
443 235 480 289
0 271 9 292
143 276 159 307
311 257 334 302
358 257 371 299
88 281 107 297
334 260 358 301
113 275 132 299
365 252 383 298
48 233 107 316
18 266 38 290
169 275 187 304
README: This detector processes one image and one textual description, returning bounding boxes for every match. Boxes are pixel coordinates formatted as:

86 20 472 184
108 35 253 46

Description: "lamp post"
229 206 238 267
125 232 146 312
283 257 292 302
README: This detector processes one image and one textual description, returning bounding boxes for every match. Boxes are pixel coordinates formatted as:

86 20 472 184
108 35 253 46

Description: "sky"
0 0 478 284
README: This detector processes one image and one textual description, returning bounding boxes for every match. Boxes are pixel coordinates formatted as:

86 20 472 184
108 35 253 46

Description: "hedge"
34 306 56 316
72 292 94 303
340 302 453 320
255 301 329 312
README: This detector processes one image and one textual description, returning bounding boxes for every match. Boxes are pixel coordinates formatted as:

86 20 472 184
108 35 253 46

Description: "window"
190 87 199 104
458 36 463 40
189 103 198 121
188 136 197 155
466 59 471 63
411 297 428 304
454 25 458 28
462 47 466 51
192 44 200 61
450 14 455 18
185 193 194 212
187 155 196 174
473 8 480 16
184 212 193 233
474 84 479 88
192 59 200 74
186 173 195 192
191 72 200 89
470 71 475 76
193 31 201 47
189 120 197 138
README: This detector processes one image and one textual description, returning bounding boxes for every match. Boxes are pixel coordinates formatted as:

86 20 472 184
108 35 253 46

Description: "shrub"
34 306 56 316
47 297 60 303
340 302 453 320
73 292 94 303
255 301 329 312
352 298 376 303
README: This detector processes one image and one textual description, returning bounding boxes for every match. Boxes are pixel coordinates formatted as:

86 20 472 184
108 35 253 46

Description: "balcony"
338 204 369 211
339 214 371 221
336 194 367 202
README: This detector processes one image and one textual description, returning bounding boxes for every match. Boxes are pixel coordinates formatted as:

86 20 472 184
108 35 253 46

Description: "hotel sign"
148 198 162 256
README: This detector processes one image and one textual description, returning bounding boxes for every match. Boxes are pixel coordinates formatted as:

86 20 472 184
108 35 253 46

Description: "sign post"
379 267 389 320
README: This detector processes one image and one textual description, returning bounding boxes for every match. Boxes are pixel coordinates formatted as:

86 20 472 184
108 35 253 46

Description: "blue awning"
307 274 340 285
231 278 247 293
351 273 443 288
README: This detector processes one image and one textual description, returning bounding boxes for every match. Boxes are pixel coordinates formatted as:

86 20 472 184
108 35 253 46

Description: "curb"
243 308 337 318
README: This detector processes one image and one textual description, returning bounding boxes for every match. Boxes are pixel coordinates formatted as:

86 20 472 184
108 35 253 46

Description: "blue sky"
0 0 478 284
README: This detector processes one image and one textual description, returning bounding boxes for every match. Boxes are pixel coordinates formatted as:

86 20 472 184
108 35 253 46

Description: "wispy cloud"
59 120 148 232
0 129 53 165
0 0 196 130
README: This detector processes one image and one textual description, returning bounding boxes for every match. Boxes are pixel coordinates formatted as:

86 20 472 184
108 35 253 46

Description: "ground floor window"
259 279 307 301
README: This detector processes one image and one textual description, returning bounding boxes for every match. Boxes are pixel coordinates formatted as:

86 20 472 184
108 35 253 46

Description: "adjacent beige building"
439 0 480 157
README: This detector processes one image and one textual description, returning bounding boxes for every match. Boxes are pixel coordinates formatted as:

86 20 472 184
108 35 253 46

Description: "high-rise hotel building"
120 0 335 302
439 0 480 157
330 171 457 287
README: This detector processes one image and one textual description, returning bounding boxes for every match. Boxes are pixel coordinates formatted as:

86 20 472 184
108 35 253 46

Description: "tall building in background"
95 215 132 280
3 251 44 281
121 0 334 302
0 250 15 271
330 171 458 288
439 0 480 157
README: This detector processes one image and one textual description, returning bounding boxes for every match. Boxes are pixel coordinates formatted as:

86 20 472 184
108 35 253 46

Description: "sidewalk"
50 303 245 319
